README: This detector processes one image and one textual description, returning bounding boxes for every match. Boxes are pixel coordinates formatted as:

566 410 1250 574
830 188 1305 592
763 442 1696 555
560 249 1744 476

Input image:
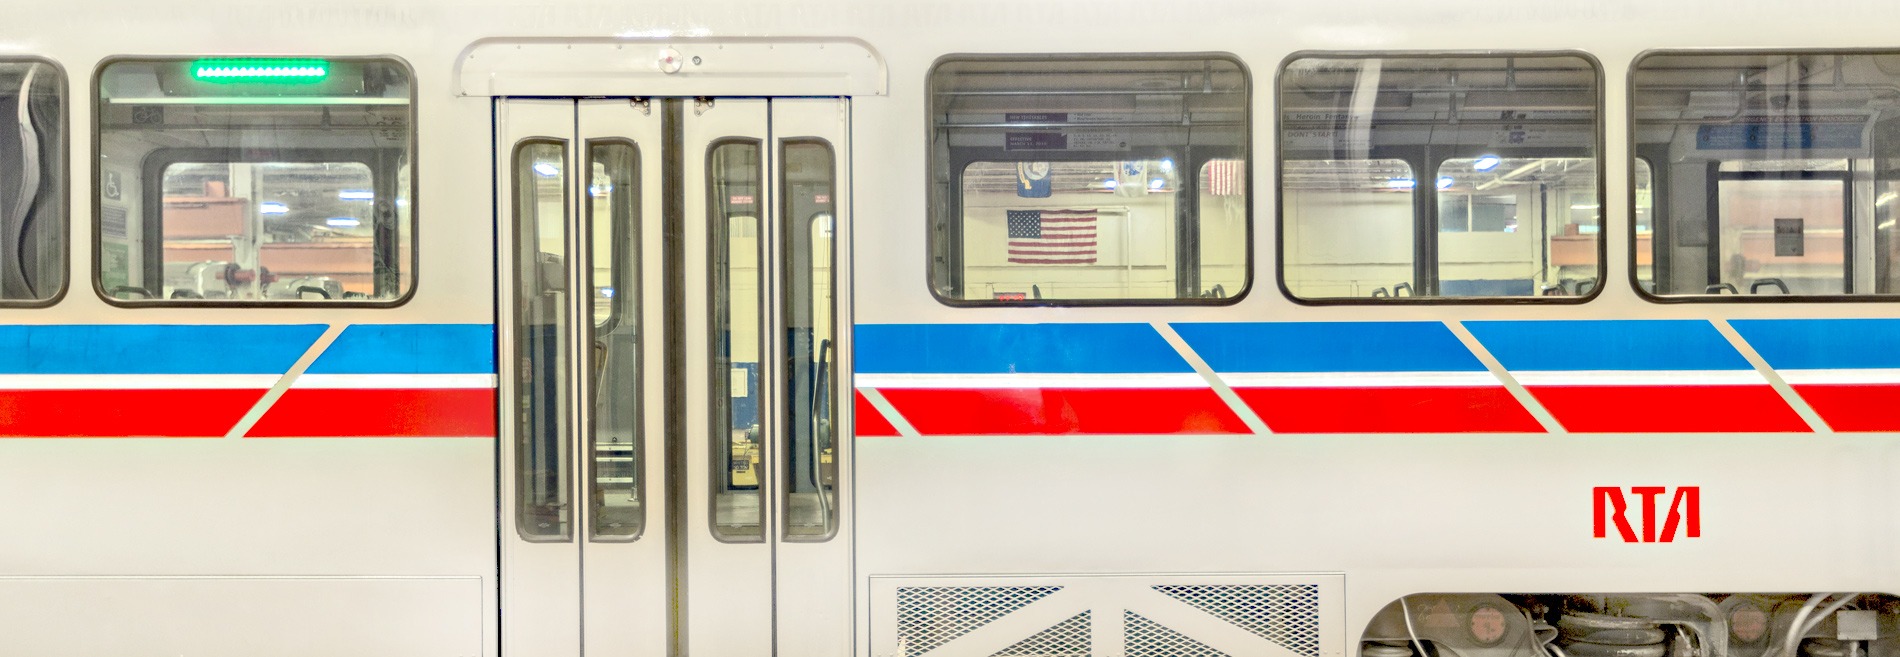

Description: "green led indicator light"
190 59 330 83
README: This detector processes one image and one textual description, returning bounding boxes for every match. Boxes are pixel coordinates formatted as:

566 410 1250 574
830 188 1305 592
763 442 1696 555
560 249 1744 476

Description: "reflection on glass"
1636 160 1654 293
709 140 763 542
781 139 836 540
1279 159 1416 298
587 141 642 541
0 60 63 303
1633 51 1900 298
929 55 1249 304
1280 54 1600 300
1438 157 1598 297
158 162 376 300
513 140 571 542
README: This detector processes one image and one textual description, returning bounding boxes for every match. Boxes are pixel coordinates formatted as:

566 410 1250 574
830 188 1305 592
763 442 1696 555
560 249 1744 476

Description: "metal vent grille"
992 610 1091 657
896 586 1062 657
1125 610 1232 657
1153 584 1321 657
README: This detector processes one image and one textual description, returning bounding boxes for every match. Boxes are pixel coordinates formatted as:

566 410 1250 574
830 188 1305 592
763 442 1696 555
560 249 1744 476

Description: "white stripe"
854 372 1207 390
1776 368 1900 385
1511 369 1766 386
291 374 499 389
0 374 281 390
1219 371 1501 388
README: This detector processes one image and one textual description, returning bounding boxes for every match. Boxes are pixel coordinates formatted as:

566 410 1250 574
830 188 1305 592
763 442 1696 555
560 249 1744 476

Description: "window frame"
90 54 419 308
924 52 1254 308
705 136 766 544
1274 49 1608 306
581 136 645 543
777 136 840 542
510 136 575 543
0 55 70 309
1628 47 1900 304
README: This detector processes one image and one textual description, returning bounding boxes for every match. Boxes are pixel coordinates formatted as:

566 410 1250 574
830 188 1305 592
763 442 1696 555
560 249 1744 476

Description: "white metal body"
0 2 1895 656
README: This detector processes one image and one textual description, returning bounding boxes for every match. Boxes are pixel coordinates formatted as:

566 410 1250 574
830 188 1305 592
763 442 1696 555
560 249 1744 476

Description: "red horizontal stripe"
1037 217 1095 223
1039 225 1096 231
1008 258 1097 264
854 391 899 437
1525 385 1808 432
1788 384 1900 431
1233 386 1542 433
877 387 1248 435
0 389 262 437
248 388 496 437
1010 249 1098 256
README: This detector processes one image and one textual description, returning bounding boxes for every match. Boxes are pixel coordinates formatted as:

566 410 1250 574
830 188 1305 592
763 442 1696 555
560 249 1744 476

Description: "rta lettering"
1593 486 1700 543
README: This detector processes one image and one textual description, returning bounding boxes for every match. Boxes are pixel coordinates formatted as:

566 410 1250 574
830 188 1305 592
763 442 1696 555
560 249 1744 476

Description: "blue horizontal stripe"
1466 320 1749 371
1731 319 1900 370
0 324 324 375
1172 322 1485 373
854 323 1191 374
305 324 496 375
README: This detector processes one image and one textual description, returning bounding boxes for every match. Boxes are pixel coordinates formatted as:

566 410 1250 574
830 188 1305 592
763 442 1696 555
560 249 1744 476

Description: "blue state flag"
1016 162 1052 198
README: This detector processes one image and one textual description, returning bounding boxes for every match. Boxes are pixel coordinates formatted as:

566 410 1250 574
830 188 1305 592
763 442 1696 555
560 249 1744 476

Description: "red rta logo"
1594 486 1700 543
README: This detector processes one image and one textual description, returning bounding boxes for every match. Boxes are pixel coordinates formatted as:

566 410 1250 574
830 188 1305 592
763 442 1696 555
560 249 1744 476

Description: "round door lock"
657 48 684 74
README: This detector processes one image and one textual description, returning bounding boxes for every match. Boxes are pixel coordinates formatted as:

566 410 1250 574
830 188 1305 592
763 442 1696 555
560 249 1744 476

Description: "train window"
1279 53 1602 302
928 54 1250 305
708 139 764 542
780 138 837 540
1634 51 1900 299
513 139 573 542
94 57 414 304
587 140 643 541
0 58 64 306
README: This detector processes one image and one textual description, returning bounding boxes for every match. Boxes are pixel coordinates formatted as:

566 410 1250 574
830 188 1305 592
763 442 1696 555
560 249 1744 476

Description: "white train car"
1 1 1898 656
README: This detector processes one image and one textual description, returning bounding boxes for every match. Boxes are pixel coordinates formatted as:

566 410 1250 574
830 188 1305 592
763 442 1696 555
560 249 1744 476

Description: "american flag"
1007 209 1097 265
1203 158 1245 197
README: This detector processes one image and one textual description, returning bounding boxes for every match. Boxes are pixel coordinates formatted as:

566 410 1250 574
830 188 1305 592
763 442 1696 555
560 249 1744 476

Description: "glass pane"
1280 159 1416 298
929 55 1250 304
709 140 763 542
155 162 375 299
96 58 413 303
1636 160 1655 293
513 140 571 542
1439 157 1598 297
1280 54 1600 300
781 139 836 540
587 140 641 541
957 160 1183 300
1634 51 1900 298
0 59 63 304
1718 167 1846 295
1199 159 1247 299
